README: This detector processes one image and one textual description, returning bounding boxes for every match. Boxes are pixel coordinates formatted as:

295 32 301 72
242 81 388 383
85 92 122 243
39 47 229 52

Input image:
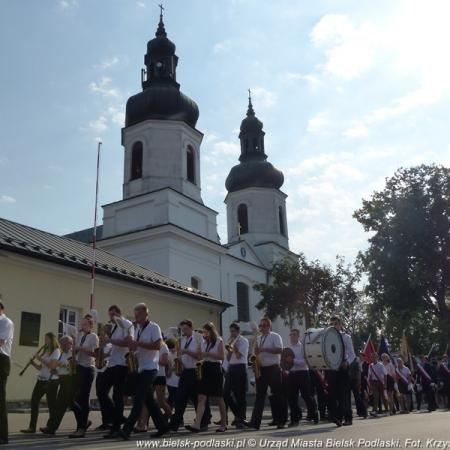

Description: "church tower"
225 93 289 267
100 10 219 245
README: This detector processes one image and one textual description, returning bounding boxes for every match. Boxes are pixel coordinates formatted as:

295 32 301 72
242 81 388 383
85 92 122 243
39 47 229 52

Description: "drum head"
323 327 344 370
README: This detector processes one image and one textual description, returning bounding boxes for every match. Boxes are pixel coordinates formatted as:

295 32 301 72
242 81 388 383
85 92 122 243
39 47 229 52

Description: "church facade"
68 12 298 340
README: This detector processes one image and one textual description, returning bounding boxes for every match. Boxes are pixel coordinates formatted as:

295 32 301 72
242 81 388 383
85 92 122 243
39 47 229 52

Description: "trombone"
225 335 239 353
19 345 46 376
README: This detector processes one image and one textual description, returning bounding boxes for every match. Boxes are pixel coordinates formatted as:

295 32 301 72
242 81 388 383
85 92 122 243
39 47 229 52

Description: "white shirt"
369 361 386 383
181 334 201 369
288 341 309 371
0 314 14 357
257 332 283 367
201 337 224 363
341 332 356 364
108 319 134 368
166 351 180 387
76 332 99 368
396 366 411 382
134 321 162 372
229 335 249 365
38 348 61 381
57 350 72 376
384 361 396 378
157 343 169 377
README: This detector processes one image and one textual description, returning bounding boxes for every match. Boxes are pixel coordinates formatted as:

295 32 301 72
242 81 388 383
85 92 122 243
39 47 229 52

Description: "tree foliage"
354 165 450 348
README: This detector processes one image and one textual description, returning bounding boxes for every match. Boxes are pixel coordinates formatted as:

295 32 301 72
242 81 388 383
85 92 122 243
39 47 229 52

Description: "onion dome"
125 7 199 129
225 92 284 193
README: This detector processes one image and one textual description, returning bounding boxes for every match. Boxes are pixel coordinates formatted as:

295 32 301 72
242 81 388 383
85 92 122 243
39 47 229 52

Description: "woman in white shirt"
20 332 61 433
381 353 397 415
186 322 227 433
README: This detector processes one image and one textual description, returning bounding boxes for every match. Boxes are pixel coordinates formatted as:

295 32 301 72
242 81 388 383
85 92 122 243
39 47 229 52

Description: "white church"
68 12 298 340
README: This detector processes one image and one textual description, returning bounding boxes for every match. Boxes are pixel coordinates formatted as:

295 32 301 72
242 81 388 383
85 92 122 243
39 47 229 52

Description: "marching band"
1 302 450 444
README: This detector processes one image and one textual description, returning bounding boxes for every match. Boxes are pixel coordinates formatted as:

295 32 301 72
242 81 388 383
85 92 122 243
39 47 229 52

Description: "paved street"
4 408 450 450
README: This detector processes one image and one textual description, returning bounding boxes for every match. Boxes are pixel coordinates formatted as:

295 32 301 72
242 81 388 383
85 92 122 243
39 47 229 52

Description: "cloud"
89 77 120 98
306 111 331 134
107 106 125 127
343 121 369 139
137 1 146 8
95 56 121 70
59 0 79 11
0 195 16 204
87 116 108 134
204 134 240 160
251 86 277 108
213 39 233 54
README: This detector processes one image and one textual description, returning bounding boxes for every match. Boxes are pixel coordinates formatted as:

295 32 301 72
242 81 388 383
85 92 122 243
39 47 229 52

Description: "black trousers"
167 385 177 409
350 375 367 416
28 379 58 431
251 365 284 427
47 375 75 432
423 383 437 411
288 370 317 423
96 365 127 430
224 364 247 423
310 371 328 419
123 369 166 434
0 354 10 442
326 367 352 422
72 365 94 429
171 368 211 429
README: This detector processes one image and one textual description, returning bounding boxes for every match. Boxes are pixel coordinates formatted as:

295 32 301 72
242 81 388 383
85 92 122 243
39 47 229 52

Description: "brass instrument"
225 336 239 353
67 355 77 376
19 345 46 376
249 333 261 380
195 360 204 380
174 337 183 377
95 323 112 370
125 351 139 373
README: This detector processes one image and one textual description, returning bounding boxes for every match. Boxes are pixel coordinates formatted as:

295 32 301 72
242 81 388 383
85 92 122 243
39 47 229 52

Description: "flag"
378 334 392 360
362 334 376 363
400 330 410 362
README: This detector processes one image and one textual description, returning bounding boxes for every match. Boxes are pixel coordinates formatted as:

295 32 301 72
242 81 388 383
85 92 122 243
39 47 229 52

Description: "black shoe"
118 429 130 440
185 425 200 433
69 429 86 438
20 429 36 434
169 423 179 432
243 421 260 430
343 420 352 426
150 428 169 438
268 420 276 426
103 431 121 439
96 424 111 431
332 418 342 427
235 422 245 429
39 427 55 435
288 421 299 428
200 426 209 432
277 423 286 429
0 439 8 445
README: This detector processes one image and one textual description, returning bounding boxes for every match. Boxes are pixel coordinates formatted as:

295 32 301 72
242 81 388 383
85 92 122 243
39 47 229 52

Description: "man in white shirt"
169 319 211 432
0 301 13 445
119 303 169 440
99 305 134 438
368 352 387 417
247 317 284 430
223 322 249 428
326 316 355 427
287 329 318 426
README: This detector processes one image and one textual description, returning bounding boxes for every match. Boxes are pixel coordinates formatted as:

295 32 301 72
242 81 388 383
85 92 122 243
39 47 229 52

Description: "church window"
237 204 248 234
187 146 195 184
279 206 286 236
191 276 200 290
236 282 250 322
252 137 259 151
130 141 143 180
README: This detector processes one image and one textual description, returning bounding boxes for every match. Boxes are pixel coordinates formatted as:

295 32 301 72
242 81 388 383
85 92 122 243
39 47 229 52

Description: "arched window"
186 146 195 184
236 282 250 322
237 204 248 235
130 141 143 180
191 276 200 290
279 206 286 236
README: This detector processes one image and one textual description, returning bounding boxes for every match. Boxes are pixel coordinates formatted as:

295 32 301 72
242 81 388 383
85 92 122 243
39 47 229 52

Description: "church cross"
158 3 164 16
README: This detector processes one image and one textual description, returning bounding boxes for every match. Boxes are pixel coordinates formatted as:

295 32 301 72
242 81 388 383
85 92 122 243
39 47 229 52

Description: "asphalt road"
4 408 450 450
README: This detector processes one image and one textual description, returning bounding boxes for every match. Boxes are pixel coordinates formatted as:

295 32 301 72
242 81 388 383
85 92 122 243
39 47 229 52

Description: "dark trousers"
171 369 211 429
423 383 437 411
28 379 58 431
123 369 167 434
72 365 94 429
251 365 284 427
224 364 247 423
288 370 317 423
350 376 367 416
167 385 177 409
310 371 328 419
96 365 127 430
0 354 10 442
47 375 75 432
327 367 352 423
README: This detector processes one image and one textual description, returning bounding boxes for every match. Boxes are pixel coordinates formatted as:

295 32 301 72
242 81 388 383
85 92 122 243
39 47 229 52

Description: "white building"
67 12 299 341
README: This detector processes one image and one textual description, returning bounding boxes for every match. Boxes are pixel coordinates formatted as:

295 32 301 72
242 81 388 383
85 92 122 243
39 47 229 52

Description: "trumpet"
225 336 239 353
195 360 204 380
19 345 46 376
174 337 183 377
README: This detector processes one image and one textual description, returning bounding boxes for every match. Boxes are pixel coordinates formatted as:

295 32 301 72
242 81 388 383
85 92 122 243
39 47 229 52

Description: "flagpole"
90 141 101 314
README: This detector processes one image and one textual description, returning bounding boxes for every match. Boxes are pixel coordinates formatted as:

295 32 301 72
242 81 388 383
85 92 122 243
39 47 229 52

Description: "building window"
130 141 143 180
19 312 41 347
237 203 249 235
236 282 250 322
187 146 195 184
252 137 259 152
279 206 286 236
58 307 80 339
191 276 200 290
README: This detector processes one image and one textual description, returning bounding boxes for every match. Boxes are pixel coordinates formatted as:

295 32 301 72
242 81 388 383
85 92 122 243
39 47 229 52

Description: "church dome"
124 9 199 129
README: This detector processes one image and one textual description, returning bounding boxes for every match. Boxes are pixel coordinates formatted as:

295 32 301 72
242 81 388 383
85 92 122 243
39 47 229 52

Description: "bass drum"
303 327 344 370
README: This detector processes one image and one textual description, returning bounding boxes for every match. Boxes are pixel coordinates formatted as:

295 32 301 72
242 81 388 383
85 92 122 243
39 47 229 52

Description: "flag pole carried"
90 141 102 322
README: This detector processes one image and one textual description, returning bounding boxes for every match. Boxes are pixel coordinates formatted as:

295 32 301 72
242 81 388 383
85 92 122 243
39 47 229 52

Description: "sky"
1 0 450 266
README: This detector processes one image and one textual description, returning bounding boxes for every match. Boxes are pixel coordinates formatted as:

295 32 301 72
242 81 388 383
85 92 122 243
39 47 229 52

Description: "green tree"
354 165 450 348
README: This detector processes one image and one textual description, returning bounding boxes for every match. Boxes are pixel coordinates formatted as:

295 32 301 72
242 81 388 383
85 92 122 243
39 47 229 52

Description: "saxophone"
67 353 77 376
195 360 204 380
249 333 261 380
125 351 138 373
174 337 184 377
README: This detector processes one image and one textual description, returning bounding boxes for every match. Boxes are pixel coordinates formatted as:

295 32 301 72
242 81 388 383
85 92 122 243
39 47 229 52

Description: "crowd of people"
0 300 449 445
